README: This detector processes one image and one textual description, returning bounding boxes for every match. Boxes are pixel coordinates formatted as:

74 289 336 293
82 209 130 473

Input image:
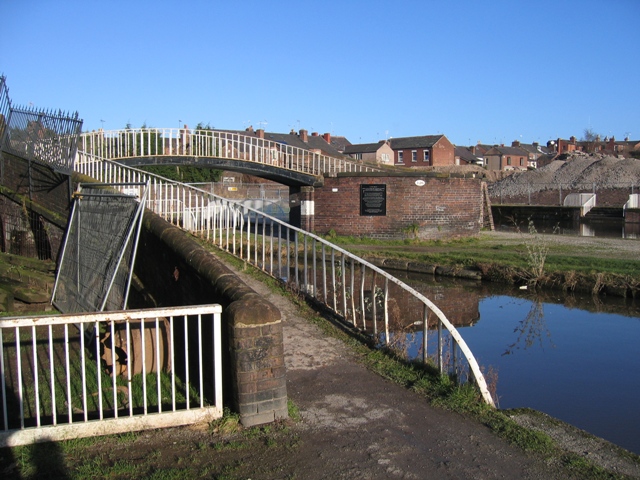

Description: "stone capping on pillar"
141 211 288 427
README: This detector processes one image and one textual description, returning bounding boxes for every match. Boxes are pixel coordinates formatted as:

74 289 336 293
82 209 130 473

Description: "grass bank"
326 230 640 297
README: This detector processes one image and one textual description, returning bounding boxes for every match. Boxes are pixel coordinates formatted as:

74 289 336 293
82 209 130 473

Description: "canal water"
388 271 640 455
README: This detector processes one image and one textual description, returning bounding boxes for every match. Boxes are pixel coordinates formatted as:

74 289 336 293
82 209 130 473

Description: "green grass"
344 240 639 276
1 325 201 432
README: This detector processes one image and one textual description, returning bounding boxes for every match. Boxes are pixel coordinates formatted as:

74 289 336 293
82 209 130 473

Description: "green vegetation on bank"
325 231 640 296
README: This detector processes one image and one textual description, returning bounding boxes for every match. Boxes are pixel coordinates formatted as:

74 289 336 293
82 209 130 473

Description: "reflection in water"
381 269 640 455
501 299 555 356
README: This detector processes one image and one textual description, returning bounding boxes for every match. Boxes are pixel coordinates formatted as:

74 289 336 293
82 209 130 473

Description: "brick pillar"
226 295 288 427
289 186 314 232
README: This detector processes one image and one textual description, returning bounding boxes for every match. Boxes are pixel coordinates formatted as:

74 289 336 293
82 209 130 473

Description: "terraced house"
389 134 455 167
484 145 530 171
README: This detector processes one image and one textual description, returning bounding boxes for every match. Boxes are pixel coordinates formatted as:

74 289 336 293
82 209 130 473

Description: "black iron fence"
0 75 83 174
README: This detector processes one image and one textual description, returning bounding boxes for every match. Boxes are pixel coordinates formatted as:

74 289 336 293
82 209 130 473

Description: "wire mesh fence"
489 182 638 206
52 183 147 314
0 75 83 174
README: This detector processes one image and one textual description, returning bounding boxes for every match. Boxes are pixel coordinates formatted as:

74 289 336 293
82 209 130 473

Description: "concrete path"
230 265 573 479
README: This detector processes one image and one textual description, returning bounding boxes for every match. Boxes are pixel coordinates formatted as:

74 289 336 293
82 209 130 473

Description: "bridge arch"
78 128 382 230
78 128 379 187
111 155 324 187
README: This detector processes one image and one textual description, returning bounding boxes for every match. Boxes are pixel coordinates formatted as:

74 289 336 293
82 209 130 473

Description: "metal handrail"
624 193 639 216
79 128 381 177
75 150 495 407
0 304 223 447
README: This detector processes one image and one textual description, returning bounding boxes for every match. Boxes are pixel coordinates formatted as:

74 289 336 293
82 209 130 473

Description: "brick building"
344 140 394 165
314 172 484 240
388 135 455 167
484 145 529 171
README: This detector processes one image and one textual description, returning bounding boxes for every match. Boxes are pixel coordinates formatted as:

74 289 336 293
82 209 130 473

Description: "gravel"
487 153 640 198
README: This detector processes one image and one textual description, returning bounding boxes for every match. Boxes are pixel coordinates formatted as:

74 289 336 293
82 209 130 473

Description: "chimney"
256 129 265 139
533 142 539 148
512 140 520 147
311 132 319 136
246 125 254 133
322 132 331 144
299 129 308 142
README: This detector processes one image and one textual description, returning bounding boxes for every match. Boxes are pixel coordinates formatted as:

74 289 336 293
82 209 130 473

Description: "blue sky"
2 0 638 146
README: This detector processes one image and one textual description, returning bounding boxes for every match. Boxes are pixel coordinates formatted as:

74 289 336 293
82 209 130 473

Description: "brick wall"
625 209 639 224
135 212 288 427
431 136 455 166
314 173 482 240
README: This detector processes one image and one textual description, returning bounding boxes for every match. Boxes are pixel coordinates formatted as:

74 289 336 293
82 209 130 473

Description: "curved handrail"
79 128 381 178
75 150 495 407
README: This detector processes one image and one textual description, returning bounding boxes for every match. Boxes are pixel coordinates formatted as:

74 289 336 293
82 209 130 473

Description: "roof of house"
513 142 555 156
329 135 352 152
454 146 481 163
484 146 530 156
389 135 445 150
218 128 349 158
344 141 387 154
471 144 494 155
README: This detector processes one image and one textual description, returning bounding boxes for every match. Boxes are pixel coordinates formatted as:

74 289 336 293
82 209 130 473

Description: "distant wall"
626 209 640 224
314 172 483 240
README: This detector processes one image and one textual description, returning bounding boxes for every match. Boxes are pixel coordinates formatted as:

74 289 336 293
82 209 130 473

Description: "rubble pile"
488 153 640 197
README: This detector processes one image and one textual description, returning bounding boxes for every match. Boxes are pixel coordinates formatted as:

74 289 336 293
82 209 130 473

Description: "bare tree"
582 127 601 152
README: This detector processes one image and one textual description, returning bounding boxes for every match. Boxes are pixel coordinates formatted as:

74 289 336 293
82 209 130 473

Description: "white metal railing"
78 128 381 177
0 304 223 447
75 152 496 407
624 193 639 217
564 192 596 216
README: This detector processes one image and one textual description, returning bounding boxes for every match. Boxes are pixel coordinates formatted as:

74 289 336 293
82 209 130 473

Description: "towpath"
226 262 600 479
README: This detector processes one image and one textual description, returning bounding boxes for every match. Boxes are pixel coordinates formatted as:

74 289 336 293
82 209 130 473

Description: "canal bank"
207 253 640 478
342 230 640 298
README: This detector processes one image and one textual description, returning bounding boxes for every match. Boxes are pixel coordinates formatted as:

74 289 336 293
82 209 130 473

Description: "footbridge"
79 128 381 187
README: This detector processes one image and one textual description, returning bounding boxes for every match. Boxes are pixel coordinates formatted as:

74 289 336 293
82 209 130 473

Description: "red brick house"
344 140 394 165
389 135 455 167
484 145 529 171
550 135 640 157
511 140 554 169
454 146 482 166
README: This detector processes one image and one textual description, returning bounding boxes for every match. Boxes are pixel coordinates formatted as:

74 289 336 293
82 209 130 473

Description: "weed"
115 431 139 444
209 407 241 435
287 399 301 421
516 219 554 286
402 222 420 240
